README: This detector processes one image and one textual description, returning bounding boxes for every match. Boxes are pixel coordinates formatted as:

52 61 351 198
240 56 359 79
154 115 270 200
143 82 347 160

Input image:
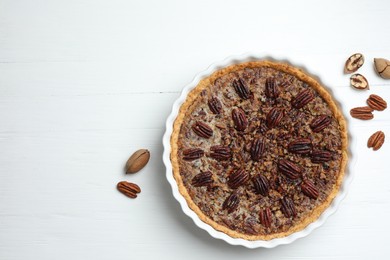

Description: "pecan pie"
170 61 348 240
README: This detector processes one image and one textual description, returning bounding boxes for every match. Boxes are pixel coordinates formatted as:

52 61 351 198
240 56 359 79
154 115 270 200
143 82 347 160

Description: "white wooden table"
1 0 389 259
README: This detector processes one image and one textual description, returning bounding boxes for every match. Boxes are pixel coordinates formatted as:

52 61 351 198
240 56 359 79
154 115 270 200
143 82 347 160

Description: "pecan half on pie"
170 61 348 240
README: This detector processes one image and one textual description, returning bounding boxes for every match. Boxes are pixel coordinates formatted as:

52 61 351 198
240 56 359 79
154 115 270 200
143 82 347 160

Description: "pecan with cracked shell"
192 121 213 138
350 74 369 90
344 53 364 74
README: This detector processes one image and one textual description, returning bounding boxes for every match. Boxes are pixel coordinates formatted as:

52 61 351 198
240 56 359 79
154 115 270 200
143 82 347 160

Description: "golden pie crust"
170 60 348 240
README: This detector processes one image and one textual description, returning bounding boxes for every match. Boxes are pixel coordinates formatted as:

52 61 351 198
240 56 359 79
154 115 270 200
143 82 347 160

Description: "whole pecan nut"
288 138 312 154
367 131 385 151
117 181 141 199
280 196 297 218
228 169 250 189
251 138 266 161
192 121 213 138
259 208 273 228
182 148 204 161
266 107 284 128
311 150 332 163
192 171 213 187
265 77 279 99
291 89 315 109
367 94 387 111
310 115 332 133
222 193 240 213
350 106 374 120
233 78 250 100
208 97 223 114
232 108 248 131
278 159 302 180
252 174 270 196
209 145 231 161
301 179 319 199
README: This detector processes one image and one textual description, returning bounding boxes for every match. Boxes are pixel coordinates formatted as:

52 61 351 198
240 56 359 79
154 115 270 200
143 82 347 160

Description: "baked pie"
170 60 348 240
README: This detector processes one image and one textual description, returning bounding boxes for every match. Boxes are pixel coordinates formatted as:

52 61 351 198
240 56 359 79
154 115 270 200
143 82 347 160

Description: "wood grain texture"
0 0 390 259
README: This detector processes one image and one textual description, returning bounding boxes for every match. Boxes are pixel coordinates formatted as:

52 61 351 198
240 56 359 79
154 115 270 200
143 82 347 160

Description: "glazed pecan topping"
253 174 270 196
310 115 332 132
192 121 213 138
301 179 319 199
233 78 250 100
266 107 284 128
208 97 223 114
251 138 266 161
182 148 204 161
222 193 240 213
278 159 302 180
291 89 315 109
232 108 248 131
192 171 213 187
280 196 297 218
259 120 268 134
311 150 332 163
228 169 250 189
210 145 231 161
265 77 279 99
288 138 312 154
259 208 272 228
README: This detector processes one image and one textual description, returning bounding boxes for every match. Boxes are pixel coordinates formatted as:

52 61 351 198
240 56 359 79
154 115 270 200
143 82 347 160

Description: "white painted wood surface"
0 0 389 259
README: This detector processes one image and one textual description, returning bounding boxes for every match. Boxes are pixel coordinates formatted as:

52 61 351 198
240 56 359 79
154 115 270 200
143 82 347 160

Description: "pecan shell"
192 121 213 138
367 94 387 111
265 77 279 99
228 169 250 189
350 74 369 90
310 115 332 133
280 196 297 218
291 89 315 109
222 193 240 213
259 208 272 228
251 138 266 161
182 148 204 161
253 174 270 196
208 97 223 114
278 159 302 180
301 179 319 199
209 145 231 161
232 108 248 131
288 138 312 154
350 106 374 120
192 171 213 187
367 131 385 151
117 181 141 199
266 107 284 128
233 78 250 100
311 150 332 163
344 53 364 74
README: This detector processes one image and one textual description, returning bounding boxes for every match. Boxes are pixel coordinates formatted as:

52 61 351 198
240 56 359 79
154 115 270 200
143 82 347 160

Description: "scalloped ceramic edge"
162 53 356 248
